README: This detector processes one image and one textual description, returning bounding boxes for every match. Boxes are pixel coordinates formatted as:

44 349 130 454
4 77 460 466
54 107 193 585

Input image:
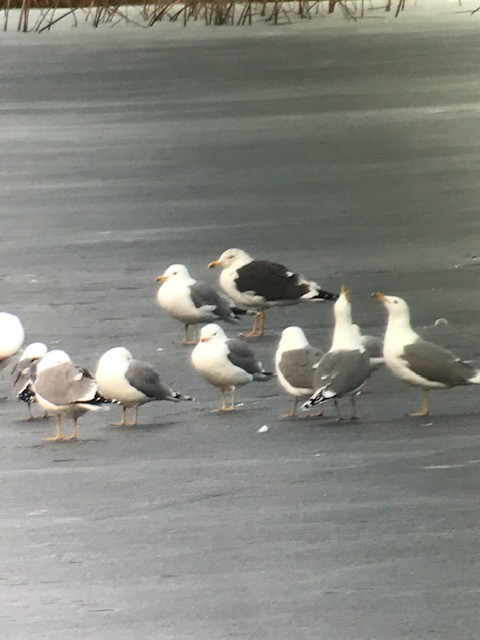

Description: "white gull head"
199 323 228 343
156 264 193 284
331 286 363 351
208 248 253 271
278 326 309 351
37 350 71 373
21 342 48 361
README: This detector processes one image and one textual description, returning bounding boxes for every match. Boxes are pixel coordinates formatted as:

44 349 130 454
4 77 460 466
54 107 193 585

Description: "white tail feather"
468 369 480 384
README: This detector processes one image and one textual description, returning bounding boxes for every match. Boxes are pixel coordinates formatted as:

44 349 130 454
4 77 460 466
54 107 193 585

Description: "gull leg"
68 417 78 441
44 415 67 441
183 324 200 346
128 406 139 427
112 406 127 426
281 397 299 418
24 403 34 421
221 387 236 411
258 310 266 337
229 387 236 410
241 312 264 339
219 389 227 411
334 399 344 421
408 390 429 417
349 395 358 420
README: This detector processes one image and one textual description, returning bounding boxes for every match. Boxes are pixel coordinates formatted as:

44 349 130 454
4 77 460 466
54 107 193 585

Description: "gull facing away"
275 326 323 417
302 286 370 419
208 248 338 338
191 323 272 411
0 312 25 374
96 347 193 427
11 342 48 420
34 350 112 441
374 292 480 417
156 264 242 345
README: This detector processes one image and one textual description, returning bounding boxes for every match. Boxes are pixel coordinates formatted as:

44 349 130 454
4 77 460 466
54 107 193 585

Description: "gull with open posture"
374 292 480 416
96 347 193 426
208 248 338 338
34 350 111 441
275 326 323 417
156 264 242 345
191 323 272 410
11 342 48 419
302 286 370 419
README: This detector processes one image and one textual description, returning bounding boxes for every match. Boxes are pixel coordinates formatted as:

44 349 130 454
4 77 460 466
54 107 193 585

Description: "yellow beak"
200 336 210 342
340 284 350 301
156 274 168 282
373 291 386 302
208 260 221 269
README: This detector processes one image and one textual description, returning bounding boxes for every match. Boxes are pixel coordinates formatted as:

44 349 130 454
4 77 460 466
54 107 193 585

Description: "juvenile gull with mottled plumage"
302 286 370 419
208 248 338 338
275 326 323 417
156 264 243 345
96 347 193 426
191 323 272 411
374 292 480 416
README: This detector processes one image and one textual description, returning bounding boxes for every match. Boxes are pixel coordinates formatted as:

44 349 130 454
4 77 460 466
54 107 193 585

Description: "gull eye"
393 300 398 304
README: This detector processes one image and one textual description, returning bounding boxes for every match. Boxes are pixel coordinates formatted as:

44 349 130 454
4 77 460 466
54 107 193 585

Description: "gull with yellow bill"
374 292 480 416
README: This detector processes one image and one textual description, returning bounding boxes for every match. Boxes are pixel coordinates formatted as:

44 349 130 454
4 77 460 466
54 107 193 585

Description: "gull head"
37 349 71 373
278 326 309 350
373 292 410 318
199 323 227 343
21 342 48 360
208 248 252 270
98 347 133 366
334 285 352 320
156 264 191 283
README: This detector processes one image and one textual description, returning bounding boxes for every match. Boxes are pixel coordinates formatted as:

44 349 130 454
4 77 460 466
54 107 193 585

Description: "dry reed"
0 0 471 32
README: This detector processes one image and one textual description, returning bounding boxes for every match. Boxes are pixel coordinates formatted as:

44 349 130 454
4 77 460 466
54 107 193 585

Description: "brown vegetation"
0 0 470 32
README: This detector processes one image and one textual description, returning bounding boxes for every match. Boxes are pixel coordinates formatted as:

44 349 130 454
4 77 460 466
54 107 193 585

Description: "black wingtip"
172 392 194 401
301 399 315 411
316 290 339 302
92 392 118 405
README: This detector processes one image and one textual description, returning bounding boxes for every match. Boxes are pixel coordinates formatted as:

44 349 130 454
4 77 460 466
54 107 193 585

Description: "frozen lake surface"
1 9 480 639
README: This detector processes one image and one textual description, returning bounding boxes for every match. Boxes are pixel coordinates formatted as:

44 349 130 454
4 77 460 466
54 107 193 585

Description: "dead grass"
0 0 471 32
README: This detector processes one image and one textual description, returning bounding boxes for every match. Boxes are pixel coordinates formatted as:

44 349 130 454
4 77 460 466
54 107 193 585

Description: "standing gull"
34 350 111 441
11 342 48 419
275 326 323 417
374 292 480 416
0 312 25 373
96 347 193 427
156 264 241 345
302 286 370 419
191 323 272 411
208 248 338 338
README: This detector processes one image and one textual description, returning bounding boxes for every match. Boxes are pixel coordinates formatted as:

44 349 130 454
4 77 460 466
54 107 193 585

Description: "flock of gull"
2 247 480 442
